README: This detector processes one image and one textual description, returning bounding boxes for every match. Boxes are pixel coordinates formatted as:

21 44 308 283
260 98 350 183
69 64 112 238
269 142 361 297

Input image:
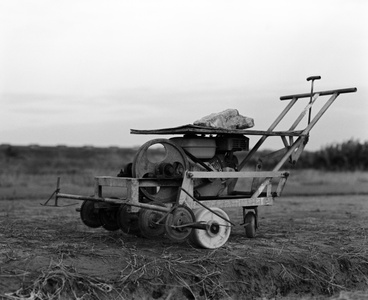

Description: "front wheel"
190 207 231 249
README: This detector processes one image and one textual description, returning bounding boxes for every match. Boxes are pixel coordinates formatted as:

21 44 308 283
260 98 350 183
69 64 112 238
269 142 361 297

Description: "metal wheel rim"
191 207 231 249
138 206 166 238
165 205 194 242
117 205 140 236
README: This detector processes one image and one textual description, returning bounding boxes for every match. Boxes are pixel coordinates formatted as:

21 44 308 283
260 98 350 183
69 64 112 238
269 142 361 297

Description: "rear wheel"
117 205 141 236
244 212 256 238
138 203 167 238
80 200 101 228
99 206 120 231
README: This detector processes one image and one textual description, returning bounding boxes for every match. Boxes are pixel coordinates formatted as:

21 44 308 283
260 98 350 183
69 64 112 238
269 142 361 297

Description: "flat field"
1 169 368 299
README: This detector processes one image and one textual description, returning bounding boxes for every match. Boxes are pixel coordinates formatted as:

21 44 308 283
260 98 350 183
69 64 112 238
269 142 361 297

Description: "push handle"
280 87 357 100
307 76 321 124
307 76 321 81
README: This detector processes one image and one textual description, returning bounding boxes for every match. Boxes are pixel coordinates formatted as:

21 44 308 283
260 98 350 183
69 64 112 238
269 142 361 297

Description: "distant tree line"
1 139 367 173
252 139 368 171
300 139 368 171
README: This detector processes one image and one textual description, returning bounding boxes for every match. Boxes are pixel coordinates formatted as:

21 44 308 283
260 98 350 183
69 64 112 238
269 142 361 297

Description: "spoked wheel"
190 207 231 249
165 205 195 242
80 200 101 228
116 205 141 236
138 203 167 238
244 211 256 238
99 205 120 231
132 139 188 203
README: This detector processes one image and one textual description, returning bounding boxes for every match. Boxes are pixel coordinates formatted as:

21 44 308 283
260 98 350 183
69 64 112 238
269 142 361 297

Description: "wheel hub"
165 205 195 242
207 221 220 236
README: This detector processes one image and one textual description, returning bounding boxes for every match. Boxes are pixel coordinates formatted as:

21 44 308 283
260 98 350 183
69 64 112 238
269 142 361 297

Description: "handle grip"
280 87 357 100
307 76 321 81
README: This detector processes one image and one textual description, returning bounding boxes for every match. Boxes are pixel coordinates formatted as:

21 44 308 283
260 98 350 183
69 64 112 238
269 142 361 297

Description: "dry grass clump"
117 246 232 299
2 195 368 299
3 248 231 300
3 240 368 300
4 259 114 300
330 290 368 300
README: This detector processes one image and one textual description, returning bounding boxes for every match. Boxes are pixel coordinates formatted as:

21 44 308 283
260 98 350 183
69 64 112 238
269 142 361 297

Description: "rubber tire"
138 203 166 238
99 207 120 231
116 205 141 236
244 212 256 238
80 200 101 228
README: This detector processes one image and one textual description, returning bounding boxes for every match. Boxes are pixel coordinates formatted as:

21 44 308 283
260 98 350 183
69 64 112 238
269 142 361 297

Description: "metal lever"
41 177 77 207
306 75 321 124
307 76 321 82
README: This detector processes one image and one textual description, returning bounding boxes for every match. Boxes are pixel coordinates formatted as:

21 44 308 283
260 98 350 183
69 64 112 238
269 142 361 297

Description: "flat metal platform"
130 124 306 137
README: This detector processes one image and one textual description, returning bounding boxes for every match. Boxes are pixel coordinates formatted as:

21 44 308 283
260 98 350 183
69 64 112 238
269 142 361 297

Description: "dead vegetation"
1 195 368 299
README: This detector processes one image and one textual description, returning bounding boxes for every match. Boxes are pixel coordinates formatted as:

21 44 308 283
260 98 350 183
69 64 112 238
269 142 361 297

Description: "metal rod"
306 76 321 124
308 82 314 124
171 222 231 230
280 87 356 100
187 170 288 179
57 193 171 212
128 202 171 213
290 93 319 130
57 193 123 203
301 93 339 135
249 137 304 199
272 136 304 171
238 97 299 170
180 188 235 226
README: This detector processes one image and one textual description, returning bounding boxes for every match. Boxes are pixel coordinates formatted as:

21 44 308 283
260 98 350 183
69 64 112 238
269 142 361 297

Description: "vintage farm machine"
44 77 356 249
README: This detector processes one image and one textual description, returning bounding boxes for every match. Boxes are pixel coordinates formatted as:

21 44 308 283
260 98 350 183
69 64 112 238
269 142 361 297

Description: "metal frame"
43 86 357 239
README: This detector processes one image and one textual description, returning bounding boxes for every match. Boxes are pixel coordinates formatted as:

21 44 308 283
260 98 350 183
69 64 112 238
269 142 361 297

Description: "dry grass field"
0 194 367 300
1 146 368 299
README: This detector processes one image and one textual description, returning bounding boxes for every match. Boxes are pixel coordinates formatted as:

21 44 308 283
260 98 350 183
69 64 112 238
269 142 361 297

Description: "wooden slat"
187 171 288 179
95 176 134 187
187 197 274 209
131 124 306 137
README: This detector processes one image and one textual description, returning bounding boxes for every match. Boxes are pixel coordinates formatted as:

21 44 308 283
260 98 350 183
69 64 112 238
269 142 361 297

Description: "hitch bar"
42 177 171 212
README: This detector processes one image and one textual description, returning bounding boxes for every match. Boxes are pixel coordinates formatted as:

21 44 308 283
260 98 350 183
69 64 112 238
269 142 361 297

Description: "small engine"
120 135 250 202
170 134 249 198
171 134 248 159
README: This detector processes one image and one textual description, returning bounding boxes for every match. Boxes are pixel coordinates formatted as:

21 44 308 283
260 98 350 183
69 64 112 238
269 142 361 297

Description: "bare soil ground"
1 194 367 300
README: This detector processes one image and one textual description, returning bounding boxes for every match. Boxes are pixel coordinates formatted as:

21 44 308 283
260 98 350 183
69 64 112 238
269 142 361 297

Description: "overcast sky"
1 0 367 150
